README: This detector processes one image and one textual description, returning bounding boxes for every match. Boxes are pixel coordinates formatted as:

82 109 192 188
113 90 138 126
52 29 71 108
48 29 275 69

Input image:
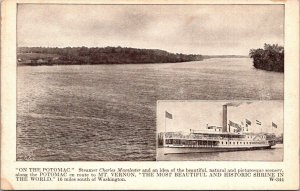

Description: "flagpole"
165 115 167 133
260 122 262 133
260 125 262 133
164 111 173 146
271 122 273 135
164 112 167 147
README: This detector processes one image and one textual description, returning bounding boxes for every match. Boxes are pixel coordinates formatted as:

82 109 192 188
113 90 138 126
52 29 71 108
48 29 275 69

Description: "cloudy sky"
17 4 284 55
157 101 283 136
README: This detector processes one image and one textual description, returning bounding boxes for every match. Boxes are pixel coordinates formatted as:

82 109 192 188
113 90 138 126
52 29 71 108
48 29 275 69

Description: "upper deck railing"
163 132 268 141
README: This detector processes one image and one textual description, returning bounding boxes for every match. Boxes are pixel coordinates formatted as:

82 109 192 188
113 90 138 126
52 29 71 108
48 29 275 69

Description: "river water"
17 58 283 161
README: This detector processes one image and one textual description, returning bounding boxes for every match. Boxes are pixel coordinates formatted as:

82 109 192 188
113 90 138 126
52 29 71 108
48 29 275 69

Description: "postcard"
1 0 299 190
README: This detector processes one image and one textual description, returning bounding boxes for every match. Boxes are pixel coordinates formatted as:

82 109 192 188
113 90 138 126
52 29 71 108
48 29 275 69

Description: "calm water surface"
17 58 283 161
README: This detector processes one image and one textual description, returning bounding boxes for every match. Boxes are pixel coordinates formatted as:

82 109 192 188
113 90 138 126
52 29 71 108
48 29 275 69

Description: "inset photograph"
157 101 283 161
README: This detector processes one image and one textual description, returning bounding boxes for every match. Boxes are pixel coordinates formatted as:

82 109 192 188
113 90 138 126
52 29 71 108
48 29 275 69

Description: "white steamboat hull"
162 145 272 154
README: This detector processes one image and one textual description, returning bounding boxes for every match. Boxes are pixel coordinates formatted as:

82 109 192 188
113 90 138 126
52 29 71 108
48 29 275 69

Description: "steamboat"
158 105 276 154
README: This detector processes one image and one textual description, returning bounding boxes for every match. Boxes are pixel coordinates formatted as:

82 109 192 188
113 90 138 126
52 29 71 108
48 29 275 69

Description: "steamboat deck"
158 105 276 154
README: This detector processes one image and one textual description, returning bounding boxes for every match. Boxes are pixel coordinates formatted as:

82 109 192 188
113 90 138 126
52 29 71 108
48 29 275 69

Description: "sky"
157 101 283 136
17 4 284 55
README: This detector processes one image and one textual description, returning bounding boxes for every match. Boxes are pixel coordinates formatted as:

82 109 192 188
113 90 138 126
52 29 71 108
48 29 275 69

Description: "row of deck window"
220 141 266 145
165 139 217 145
221 141 250 145
165 139 266 146
246 135 266 139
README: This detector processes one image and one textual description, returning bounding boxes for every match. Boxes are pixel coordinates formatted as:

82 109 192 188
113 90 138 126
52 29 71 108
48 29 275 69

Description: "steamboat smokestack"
222 105 227 132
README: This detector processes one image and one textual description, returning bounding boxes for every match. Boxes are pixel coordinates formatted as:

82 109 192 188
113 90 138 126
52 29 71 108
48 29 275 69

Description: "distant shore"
17 46 250 66
18 46 204 66
203 55 249 59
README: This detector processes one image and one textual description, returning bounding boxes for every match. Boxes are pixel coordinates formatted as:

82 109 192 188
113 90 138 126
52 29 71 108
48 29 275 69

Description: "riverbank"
17 46 204 66
249 44 284 73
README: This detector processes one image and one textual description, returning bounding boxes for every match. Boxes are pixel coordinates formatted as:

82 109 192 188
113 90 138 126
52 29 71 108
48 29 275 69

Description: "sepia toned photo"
157 101 283 161
1 0 299 190
16 4 284 161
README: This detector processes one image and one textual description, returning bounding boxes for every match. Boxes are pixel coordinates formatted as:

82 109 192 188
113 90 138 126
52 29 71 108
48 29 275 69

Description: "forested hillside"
17 47 203 65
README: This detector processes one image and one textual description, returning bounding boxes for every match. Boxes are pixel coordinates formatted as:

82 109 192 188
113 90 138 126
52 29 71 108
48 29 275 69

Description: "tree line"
17 46 203 65
249 44 284 72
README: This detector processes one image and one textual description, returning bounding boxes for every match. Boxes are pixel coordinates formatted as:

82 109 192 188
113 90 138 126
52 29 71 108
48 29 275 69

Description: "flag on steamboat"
165 111 173 119
245 119 251 128
246 119 251 125
256 120 262 125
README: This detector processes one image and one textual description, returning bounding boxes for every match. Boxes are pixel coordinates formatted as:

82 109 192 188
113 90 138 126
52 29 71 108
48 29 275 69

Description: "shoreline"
17 60 199 67
17 57 252 67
